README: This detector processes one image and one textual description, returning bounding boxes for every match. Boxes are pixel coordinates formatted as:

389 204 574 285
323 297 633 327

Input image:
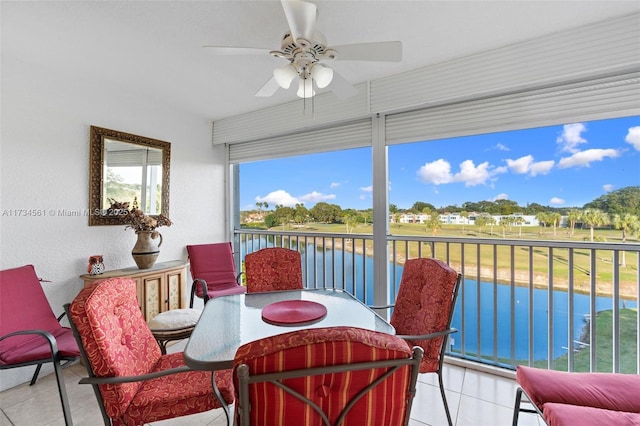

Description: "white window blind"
385 72 640 145
228 118 373 163
105 149 163 167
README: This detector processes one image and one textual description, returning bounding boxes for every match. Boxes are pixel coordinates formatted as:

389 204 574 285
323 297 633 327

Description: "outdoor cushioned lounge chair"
512 365 640 426
65 277 235 426
233 326 423 426
371 257 463 426
244 247 303 293
0 264 80 426
187 242 246 307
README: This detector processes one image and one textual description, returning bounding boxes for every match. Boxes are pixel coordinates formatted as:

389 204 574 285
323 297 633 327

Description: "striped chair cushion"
233 326 414 425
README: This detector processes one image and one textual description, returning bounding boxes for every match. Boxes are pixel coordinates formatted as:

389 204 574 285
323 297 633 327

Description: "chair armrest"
396 328 458 341
78 365 198 385
0 329 60 358
369 304 395 310
191 278 210 303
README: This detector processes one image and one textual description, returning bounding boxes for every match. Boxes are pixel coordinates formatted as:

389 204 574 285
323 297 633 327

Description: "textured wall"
0 54 225 390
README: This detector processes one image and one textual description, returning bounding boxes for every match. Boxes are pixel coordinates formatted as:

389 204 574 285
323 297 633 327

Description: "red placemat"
262 300 327 326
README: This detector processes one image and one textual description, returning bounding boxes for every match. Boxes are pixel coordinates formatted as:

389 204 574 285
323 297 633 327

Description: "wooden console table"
80 260 189 322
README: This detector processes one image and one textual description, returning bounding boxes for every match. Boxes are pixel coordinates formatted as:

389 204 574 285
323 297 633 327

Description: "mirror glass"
89 126 170 226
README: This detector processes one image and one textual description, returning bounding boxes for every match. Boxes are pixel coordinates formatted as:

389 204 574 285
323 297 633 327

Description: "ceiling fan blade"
332 41 402 62
202 46 271 56
281 0 317 42
255 76 281 97
328 70 358 100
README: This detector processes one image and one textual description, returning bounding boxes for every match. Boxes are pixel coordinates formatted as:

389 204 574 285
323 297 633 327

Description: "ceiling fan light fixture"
310 63 333 88
297 77 315 98
273 64 298 89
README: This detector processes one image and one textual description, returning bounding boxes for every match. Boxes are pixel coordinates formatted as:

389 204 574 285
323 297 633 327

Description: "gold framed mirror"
89 126 170 226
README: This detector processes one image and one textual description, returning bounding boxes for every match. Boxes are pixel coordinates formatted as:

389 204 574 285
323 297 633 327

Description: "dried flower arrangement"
107 198 172 234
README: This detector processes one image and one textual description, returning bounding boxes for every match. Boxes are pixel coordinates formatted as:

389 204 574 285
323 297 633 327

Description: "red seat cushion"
0 264 80 365
543 402 640 426
203 281 247 299
0 328 78 365
389 258 459 373
187 243 246 298
245 247 303 293
69 278 233 425
517 365 640 412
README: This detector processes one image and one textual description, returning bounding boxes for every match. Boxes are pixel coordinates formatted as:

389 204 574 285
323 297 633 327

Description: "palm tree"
487 216 496 236
536 211 549 236
499 217 509 238
426 212 442 236
514 216 525 237
460 210 469 232
475 215 487 235
567 209 581 236
580 208 609 242
550 212 562 237
612 213 640 266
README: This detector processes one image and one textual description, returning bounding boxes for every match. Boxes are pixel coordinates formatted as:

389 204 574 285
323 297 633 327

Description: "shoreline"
319 238 638 301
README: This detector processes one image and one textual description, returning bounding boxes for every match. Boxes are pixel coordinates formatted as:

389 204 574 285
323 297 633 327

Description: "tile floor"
0 340 542 426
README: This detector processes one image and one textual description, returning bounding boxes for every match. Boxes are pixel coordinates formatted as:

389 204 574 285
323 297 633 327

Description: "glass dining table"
183 288 395 371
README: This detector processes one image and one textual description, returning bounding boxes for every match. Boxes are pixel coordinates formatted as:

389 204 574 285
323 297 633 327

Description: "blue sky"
239 116 639 211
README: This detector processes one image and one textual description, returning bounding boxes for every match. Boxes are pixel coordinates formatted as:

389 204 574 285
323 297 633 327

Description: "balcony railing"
235 229 640 374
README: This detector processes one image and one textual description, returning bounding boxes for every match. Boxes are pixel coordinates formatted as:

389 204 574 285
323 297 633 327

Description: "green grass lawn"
261 221 639 298
535 308 638 373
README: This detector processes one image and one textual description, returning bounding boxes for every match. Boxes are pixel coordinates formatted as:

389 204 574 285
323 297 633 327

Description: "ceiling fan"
203 0 402 99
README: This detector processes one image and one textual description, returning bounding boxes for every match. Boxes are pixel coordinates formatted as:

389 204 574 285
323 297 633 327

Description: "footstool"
148 308 201 354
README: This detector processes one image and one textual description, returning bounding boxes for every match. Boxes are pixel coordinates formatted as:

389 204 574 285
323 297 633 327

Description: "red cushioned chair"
371 258 462 426
0 264 80 426
244 247 303 293
65 277 235 426
512 365 640 426
187 242 246 307
233 326 423 426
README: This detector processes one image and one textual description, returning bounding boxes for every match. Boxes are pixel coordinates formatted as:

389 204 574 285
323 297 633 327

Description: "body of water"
244 240 638 364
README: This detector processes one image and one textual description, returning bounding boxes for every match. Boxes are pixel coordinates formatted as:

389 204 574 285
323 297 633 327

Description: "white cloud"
625 126 640 150
505 155 554 177
490 143 510 151
360 185 373 192
298 191 336 203
550 197 565 205
417 158 506 187
506 155 533 174
557 123 587 153
603 184 614 192
417 159 452 184
529 160 555 176
557 148 620 168
255 190 299 207
493 193 509 201
330 182 341 188
456 160 492 186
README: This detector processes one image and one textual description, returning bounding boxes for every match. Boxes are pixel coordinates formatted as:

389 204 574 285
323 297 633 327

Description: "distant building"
395 212 542 226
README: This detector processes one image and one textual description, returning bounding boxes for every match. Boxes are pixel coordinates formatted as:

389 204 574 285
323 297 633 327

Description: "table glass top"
184 288 394 370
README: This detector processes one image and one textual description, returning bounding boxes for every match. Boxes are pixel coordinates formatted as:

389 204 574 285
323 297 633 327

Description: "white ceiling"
3 1 639 121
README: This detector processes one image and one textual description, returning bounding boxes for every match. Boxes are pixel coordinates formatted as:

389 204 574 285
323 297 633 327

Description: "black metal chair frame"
0 310 78 426
512 386 546 426
236 346 424 426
